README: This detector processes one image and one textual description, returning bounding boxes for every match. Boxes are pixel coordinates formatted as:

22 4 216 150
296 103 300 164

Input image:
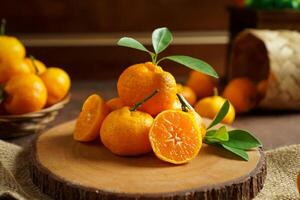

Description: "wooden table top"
4 80 300 150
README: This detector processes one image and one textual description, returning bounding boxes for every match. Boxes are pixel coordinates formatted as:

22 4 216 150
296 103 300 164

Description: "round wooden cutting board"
31 120 266 200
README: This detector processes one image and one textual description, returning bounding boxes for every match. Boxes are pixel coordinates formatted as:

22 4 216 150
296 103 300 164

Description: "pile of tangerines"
0 20 71 115
73 27 263 164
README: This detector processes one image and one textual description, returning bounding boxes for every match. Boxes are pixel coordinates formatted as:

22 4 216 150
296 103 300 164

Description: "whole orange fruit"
74 94 109 142
106 97 124 111
40 67 71 106
0 59 31 84
194 96 235 124
0 34 25 61
117 62 177 116
3 74 47 115
24 57 47 75
176 84 197 106
186 70 216 99
223 77 257 113
100 106 153 156
149 110 202 164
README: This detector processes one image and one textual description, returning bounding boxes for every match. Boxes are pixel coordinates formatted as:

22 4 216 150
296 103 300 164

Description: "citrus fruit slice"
74 94 109 142
149 110 202 164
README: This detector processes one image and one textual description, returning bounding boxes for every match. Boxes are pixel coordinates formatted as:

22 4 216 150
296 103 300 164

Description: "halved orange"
149 110 202 164
74 94 109 142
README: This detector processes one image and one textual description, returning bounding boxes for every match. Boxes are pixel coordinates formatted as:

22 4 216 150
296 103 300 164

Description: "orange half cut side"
74 94 109 142
149 110 202 164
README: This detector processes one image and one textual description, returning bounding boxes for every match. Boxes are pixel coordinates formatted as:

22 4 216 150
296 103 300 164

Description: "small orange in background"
176 84 197 106
194 89 235 124
0 58 31 84
24 56 47 75
40 67 71 106
100 90 158 156
3 74 47 115
117 62 177 116
0 19 25 61
106 97 124 111
149 109 202 164
74 94 109 142
186 70 216 99
223 77 257 113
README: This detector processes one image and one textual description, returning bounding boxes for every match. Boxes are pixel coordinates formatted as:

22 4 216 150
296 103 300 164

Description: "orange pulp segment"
149 110 202 164
74 94 109 142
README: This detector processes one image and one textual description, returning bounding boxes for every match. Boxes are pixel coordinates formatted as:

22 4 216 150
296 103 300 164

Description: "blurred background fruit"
0 59 31 84
106 97 124 111
223 77 257 114
24 56 47 75
40 67 71 106
176 84 197 106
186 71 217 99
194 91 235 124
3 74 47 115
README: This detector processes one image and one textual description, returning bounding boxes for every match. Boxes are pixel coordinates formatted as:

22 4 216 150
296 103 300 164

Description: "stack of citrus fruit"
0 20 71 115
74 27 215 164
73 27 261 164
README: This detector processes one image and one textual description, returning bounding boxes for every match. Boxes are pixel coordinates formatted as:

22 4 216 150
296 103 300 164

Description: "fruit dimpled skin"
4 74 47 115
117 62 177 116
100 107 153 156
40 67 71 106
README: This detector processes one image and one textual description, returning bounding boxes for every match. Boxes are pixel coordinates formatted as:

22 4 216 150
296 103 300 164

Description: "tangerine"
117 62 177 116
3 74 47 115
176 84 197 106
106 97 124 111
223 77 257 113
186 70 216 98
74 94 109 142
40 67 71 106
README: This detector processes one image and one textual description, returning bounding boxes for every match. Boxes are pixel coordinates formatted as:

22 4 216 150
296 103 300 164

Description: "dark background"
0 0 234 80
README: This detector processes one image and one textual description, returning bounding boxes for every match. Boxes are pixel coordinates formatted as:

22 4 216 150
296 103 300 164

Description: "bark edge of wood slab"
30 120 267 200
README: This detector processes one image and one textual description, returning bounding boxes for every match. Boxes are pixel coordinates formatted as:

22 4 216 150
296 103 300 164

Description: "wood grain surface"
31 120 266 200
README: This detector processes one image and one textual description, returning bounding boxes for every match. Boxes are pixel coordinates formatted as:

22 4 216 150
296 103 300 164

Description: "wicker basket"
0 95 70 139
229 29 300 110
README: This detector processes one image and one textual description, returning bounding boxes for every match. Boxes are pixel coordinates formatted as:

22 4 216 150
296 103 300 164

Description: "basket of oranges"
0 20 70 138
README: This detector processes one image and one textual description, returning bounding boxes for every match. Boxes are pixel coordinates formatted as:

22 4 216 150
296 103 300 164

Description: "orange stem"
130 89 159 111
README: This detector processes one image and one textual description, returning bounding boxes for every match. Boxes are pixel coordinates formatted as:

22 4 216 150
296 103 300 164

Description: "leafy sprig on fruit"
117 27 219 78
118 27 262 161
204 100 262 161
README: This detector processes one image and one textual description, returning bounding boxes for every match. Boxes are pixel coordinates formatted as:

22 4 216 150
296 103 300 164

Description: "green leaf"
205 126 229 143
221 144 249 161
117 37 150 53
222 130 262 150
205 130 216 137
152 27 173 54
207 100 230 129
164 55 218 78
